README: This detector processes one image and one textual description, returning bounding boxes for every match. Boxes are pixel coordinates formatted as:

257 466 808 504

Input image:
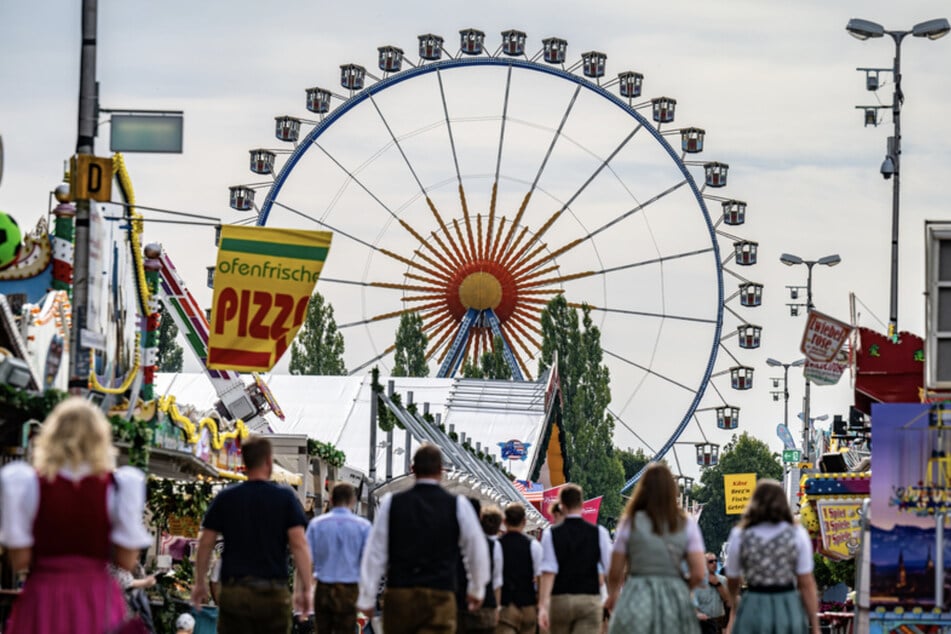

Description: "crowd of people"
0 397 823 634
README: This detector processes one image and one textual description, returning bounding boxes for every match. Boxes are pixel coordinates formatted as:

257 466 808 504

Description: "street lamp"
847 17 950 340
780 252 841 462
766 358 805 431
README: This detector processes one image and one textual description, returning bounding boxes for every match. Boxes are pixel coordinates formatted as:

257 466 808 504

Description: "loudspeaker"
819 452 849 473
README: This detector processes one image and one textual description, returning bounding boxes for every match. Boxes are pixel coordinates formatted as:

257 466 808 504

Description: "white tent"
153 373 560 486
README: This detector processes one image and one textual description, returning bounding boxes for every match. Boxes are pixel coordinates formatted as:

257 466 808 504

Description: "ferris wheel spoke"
425 321 458 361
312 142 465 270
349 344 396 376
370 281 445 293
578 304 716 325
591 247 714 277
421 309 454 333
510 308 544 336
503 317 542 352
485 66 514 261
514 264 559 284
509 125 643 272
603 349 698 394
435 71 479 260
379 247 451 282
410 248 456 278
586 180 689 241
271 200 377 250
496 85 582 261
488 216 508 262
608 407 657 455
452 218 474 262
521 270 596 289
337 308 411 330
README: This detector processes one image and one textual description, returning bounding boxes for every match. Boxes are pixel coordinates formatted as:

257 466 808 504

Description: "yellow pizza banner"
724 473 756 515
207 225 332 372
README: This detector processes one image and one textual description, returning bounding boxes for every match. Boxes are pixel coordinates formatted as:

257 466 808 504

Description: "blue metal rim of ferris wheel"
254 55 725 487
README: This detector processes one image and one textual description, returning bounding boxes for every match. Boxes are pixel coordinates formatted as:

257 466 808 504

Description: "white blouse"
0 461 153 550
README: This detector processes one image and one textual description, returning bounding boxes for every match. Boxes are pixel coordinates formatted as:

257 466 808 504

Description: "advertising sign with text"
800 310 851 363
724 473 756 515
208 225 332 372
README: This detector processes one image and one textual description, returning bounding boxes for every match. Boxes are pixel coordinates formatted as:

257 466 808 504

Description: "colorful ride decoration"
142 243 163 400
799 471 869 561
0 210 23 270
50 184 75 291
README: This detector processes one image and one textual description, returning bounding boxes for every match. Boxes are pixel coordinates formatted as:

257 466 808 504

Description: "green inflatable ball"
0 211 23 270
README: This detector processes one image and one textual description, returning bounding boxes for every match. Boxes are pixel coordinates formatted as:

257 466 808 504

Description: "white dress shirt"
489 535 503 591
358 480 490 611
539 514 612 575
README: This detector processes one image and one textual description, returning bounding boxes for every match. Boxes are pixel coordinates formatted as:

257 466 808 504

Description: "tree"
461 335 513 380
392 312 429 377
618 447 652 485
539 295 625 524
289 292 346 375
156 306 184 372
693 432 783 556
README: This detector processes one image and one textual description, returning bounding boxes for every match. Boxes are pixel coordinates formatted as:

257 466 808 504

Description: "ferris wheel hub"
459 271 503 311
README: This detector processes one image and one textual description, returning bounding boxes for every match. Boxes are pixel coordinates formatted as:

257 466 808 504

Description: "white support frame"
925 222 951 389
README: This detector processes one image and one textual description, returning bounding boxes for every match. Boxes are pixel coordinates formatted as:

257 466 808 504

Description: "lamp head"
766 358 782 367
780 253 803 266
791 359 806 367
912 18 951 40
818 254 842 267
847 18 885 40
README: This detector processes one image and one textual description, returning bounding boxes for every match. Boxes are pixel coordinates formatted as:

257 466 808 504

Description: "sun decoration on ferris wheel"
225 28 763 484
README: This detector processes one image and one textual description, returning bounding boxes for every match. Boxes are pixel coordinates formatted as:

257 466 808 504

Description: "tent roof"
154 373 556 484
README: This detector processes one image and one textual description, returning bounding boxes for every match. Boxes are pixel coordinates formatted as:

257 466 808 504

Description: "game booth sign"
868 402 951 633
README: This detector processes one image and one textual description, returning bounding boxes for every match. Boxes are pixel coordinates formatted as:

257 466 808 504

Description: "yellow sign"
816 499 863 561
724 473 757 515
70 155 113 202
207 225 332 372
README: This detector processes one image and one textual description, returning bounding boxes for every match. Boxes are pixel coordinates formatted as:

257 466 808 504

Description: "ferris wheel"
226 29 763 488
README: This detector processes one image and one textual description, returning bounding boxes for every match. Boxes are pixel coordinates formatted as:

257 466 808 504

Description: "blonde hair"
33 397 116 480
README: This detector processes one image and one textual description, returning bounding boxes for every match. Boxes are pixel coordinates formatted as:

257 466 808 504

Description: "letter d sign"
70 155 113 202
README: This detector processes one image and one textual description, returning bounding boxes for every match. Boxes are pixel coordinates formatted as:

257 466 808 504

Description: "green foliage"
110 414 152 469
307 437 346 467
461 335 513 380
538 295 625 524
392 312 429 377
618 447 653 484
813 553 856 591
289 292 346 375
145 477 215 534
156 305 184 372
371 367 403 432
0 385 67 423
693 432 784 556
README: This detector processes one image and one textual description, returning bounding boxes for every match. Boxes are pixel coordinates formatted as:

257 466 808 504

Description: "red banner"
539 485 565 522
582 497 603 524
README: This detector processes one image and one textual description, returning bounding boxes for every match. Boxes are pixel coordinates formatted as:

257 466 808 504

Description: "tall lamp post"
780 252 841 462
766 358 805 431
846 17 950 340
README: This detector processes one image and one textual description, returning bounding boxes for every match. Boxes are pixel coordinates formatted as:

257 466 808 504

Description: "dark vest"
499 531 536 607
387 483 460 590
551 518 600 595
483 539 497 609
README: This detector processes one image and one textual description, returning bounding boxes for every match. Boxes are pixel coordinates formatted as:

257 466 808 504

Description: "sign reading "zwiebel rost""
800 310 852 363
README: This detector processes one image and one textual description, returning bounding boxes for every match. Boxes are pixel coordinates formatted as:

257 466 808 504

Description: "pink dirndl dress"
0 463 152 634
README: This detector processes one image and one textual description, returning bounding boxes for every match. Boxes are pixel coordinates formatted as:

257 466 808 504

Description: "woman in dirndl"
0 397 153 634
723 479 821 634
605 463 705 633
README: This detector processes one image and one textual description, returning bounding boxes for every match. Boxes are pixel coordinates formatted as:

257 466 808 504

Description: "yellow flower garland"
88 332 141 394
157 395 250 449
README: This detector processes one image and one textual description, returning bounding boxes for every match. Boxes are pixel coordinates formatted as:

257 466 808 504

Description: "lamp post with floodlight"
766 358 805 431
780 252 841 462
847 17 950 340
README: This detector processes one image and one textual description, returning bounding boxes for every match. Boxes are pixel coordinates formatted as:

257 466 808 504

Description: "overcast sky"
2 1 950 476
